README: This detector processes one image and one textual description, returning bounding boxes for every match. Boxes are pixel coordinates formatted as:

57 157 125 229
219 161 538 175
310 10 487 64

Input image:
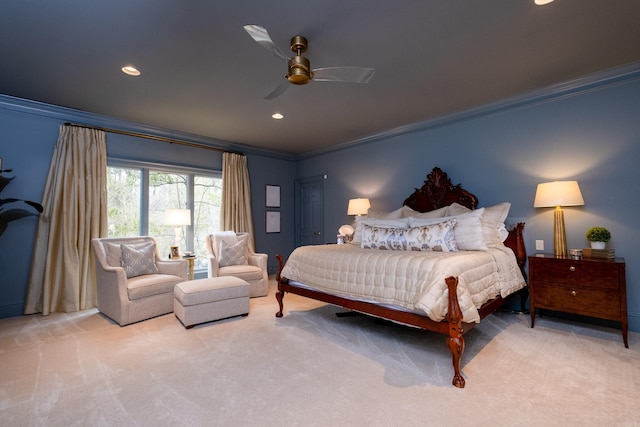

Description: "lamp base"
553 206 568 257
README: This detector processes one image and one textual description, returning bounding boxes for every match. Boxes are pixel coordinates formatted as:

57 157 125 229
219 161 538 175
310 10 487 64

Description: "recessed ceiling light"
121 66 141 76
534 0 554 5
272 113 284 120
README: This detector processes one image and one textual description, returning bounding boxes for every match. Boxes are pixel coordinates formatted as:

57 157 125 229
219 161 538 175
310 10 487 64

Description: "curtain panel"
221 152 255 250
24 125 107 315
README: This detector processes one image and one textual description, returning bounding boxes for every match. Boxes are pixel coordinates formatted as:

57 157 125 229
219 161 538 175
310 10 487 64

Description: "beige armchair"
91 236 188 326
205 232 268 297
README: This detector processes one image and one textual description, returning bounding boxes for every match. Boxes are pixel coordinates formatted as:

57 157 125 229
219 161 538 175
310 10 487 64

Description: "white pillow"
366 207 405 219
401 205 448 219
447 202 471 216
352 217 409 244
481 202 511 247
409 208 487 251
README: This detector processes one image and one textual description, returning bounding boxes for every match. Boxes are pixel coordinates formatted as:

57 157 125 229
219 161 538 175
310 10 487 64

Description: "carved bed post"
275 254 285 318
445 276 466 388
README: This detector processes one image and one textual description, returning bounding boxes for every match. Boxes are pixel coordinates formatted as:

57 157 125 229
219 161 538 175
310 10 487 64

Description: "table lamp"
533 181 584 257
347 198 371 216
164 208 191 256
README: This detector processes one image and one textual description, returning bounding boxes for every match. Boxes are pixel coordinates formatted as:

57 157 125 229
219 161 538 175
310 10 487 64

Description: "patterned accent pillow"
360 224 407 250
219 239 248 267
120 243 159 278
405 219 458 252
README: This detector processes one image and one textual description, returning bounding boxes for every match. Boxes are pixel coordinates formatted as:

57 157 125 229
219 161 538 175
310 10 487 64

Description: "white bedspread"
281 244 525 323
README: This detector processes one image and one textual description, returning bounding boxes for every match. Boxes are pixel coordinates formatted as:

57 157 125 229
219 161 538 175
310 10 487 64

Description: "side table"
528 253 628 348
183 256 197 280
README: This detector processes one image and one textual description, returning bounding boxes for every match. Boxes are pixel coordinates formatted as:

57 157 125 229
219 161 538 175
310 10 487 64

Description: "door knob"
313 231 321 236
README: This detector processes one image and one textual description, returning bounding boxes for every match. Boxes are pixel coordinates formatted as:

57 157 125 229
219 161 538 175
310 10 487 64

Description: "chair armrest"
248 253 267 270
156 259 188 279
94 262 130 308
207 256 220 277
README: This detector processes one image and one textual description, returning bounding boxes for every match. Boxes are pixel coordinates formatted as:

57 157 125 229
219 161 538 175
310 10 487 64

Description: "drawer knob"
569 266 576 272
571 290 577 296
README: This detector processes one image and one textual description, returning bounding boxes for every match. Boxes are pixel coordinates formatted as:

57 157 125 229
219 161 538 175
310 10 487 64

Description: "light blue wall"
296 75 640 333
2 68 639 334
0 97 296 317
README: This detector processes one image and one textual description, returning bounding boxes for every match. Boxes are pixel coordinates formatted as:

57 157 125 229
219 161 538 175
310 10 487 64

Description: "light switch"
535 240 544 251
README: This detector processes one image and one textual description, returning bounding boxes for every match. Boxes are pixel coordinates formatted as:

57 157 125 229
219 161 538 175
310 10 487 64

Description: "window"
107 161 222 272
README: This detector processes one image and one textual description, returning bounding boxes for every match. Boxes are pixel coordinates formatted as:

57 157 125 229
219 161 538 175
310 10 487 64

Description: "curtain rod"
64 122 243 155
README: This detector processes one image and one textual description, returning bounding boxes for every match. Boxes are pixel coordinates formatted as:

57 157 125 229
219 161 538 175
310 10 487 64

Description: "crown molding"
0 94 296 162
297 61 640 160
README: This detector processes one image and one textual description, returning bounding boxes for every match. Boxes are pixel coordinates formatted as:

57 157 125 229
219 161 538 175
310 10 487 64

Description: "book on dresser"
582 248 615 259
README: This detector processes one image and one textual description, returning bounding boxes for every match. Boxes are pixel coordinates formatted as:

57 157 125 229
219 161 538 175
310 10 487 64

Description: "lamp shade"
347 198 371 216
533 181 584 208
164 208 191 226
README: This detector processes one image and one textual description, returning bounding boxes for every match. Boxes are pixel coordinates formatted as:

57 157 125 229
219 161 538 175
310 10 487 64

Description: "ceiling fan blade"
243 25 290 62
264 77 290 100
312 67 375 83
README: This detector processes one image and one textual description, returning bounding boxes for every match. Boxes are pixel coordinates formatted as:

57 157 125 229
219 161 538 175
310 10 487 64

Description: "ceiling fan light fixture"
287 56 313 85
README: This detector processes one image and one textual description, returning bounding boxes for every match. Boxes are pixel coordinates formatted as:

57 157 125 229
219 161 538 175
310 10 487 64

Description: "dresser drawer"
530 258 620 290
533 282 621 319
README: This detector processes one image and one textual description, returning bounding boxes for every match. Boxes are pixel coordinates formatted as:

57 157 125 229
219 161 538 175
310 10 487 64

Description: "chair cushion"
121 243 159 278
219 264 263 282
127 274 183 300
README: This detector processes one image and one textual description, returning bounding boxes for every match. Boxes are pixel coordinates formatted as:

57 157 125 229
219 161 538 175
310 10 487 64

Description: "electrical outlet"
535 240 544 251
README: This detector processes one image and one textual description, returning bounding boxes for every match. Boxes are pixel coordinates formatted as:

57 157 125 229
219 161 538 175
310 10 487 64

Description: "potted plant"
585 226 611 249
0 166 43 238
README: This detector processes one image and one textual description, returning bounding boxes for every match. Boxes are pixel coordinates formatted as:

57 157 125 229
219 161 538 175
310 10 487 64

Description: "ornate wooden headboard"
402 167 526 278
403 167 478 212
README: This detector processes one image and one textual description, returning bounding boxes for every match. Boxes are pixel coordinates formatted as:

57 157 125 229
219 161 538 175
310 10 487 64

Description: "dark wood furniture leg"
445 276 465 388
275 255 285 317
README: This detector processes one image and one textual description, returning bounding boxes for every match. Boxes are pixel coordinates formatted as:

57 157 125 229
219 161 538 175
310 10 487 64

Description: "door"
295 175 324 247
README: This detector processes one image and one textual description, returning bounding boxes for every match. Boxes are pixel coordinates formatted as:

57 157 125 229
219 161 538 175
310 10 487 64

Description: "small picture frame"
266 185 280 208
170 246 180 259
266 211 281 233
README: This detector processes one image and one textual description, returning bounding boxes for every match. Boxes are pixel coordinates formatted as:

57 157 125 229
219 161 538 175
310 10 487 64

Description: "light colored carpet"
1 279 638 427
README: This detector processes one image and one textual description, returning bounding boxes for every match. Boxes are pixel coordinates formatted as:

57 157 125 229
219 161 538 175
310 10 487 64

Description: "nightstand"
528 254 628 348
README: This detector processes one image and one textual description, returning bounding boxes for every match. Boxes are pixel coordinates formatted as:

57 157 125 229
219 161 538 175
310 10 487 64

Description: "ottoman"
174 276 250 328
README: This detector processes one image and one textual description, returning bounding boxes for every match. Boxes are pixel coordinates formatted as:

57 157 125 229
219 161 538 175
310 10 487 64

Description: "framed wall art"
266 211 281 233
266 184 280 208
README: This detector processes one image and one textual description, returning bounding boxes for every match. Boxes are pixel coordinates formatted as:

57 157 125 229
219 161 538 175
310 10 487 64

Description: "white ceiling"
2 1 639 155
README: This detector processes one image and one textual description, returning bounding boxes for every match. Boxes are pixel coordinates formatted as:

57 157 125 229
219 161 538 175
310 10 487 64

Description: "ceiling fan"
244 25 375 100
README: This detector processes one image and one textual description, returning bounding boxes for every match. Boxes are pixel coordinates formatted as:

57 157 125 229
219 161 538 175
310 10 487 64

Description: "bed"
275 167 527 388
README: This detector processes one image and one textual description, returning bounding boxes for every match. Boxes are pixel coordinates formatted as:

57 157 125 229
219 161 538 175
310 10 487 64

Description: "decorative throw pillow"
219 239 247 267
105 240 155 268
352 217 409 244
360 224 407 250
405 219 458 252
120 243 159 278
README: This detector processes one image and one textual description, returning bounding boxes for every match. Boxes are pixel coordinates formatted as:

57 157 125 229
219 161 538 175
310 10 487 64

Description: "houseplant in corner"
0 164 44 238
585 226 611 249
